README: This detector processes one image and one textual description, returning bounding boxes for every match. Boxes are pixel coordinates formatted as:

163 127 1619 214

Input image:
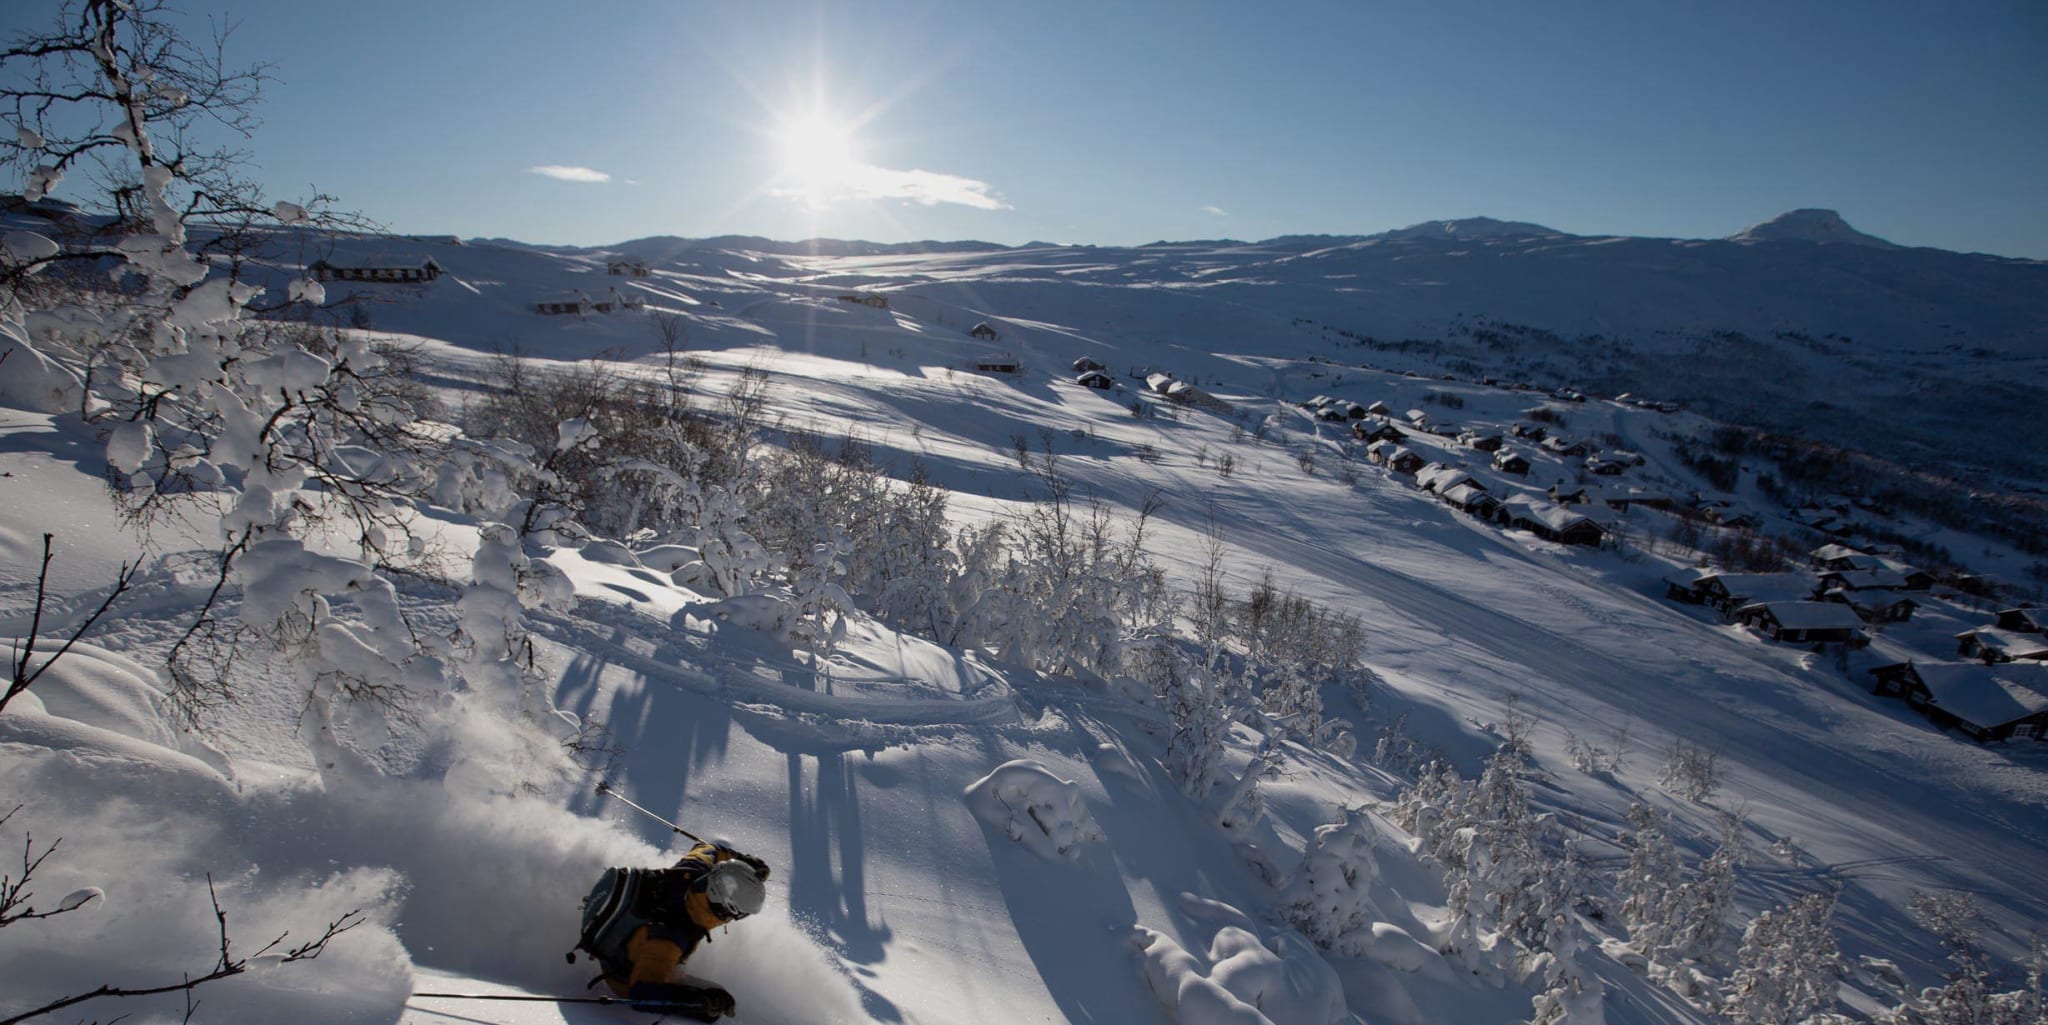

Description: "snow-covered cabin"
1369 443 1424 475
1873 558 1933 591
1076 370 1114 389
1493 450 1530 476
1818 568 1908 594
534 293 587 315
309 255 443 284
1696 572 1818 614
1995 608 2048 634
1354 421 1406 444
1954 627 2048 664
1145 373 1177 395
1734 601 1866 645
975 353 1021 374
837 293 888 309
1459 430 1504 452
1869 662 2048 742
969 322 999 340
1415 463 1477 494
1665 565 1717 603
607 259 650 276
1541 435 1592 458
1825 588 1918 624
1365 400 1391 417
1498 495 1604 546
1810 544 1882 573
1440 482 1501 518
1073 356 1105 373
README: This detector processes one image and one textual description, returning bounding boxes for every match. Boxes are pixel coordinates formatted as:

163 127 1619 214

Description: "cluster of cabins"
1664 543 1935 646
1870 610 2048 741
1347 415 1612 546
1354 420 1608 546
305 253 661 318
1073 356 1114 389
1665 543 2048 743
1125 369 1233 414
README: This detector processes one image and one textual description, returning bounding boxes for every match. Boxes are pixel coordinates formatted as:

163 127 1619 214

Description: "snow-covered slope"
6 212 2047 1025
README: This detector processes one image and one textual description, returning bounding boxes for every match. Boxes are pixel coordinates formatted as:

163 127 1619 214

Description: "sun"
775 111 862 205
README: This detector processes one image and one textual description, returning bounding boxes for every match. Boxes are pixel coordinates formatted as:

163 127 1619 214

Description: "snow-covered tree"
1724 890 1842 1025
1618 803 1685 961
1890 892 2043 1025
1282 806 1383 956
1213 727 1284 837
1669 812 1744 965
0 0 603 784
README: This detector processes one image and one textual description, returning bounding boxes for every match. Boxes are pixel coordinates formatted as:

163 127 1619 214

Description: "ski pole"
594 780 706 844
413 991 650 1005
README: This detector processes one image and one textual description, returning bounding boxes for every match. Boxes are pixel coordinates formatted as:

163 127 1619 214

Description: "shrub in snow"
1659 738 1721 803
963 759 1103 861
1123 638 1239 800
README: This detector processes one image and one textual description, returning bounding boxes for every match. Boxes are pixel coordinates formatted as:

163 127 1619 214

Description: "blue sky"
6 1 2045 255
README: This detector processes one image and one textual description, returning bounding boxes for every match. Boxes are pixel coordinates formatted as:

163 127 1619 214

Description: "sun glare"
776 112 862 204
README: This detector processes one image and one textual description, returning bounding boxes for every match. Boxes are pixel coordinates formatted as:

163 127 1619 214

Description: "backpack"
568 864 709 979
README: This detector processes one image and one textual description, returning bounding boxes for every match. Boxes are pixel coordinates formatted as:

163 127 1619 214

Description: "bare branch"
0 871 364 1025
3 534 138 717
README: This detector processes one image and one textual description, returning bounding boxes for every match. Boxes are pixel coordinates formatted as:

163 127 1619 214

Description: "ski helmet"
702 861 766 921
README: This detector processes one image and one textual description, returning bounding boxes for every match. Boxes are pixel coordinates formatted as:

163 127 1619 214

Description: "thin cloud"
774 161 1010 211
1201 205 1229 217
529 165 611 183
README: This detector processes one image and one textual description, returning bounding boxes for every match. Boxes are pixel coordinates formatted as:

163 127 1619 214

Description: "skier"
576 841 771 1021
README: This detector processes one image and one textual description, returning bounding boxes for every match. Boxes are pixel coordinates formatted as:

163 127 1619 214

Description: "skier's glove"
727 848 771 882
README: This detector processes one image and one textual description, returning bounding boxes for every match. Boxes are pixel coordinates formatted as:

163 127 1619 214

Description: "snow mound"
1131 917 1348 1025
0 335 83 412
963 759 1104 861
1726 208 1898 248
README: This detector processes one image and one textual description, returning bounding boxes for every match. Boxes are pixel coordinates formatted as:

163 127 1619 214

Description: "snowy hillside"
8 185 2048 1025
193 212 2048 487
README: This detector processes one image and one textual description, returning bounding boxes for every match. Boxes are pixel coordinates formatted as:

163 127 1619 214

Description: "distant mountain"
1375 216 1565 242
1727 208 1900 248
611 235 1009 258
